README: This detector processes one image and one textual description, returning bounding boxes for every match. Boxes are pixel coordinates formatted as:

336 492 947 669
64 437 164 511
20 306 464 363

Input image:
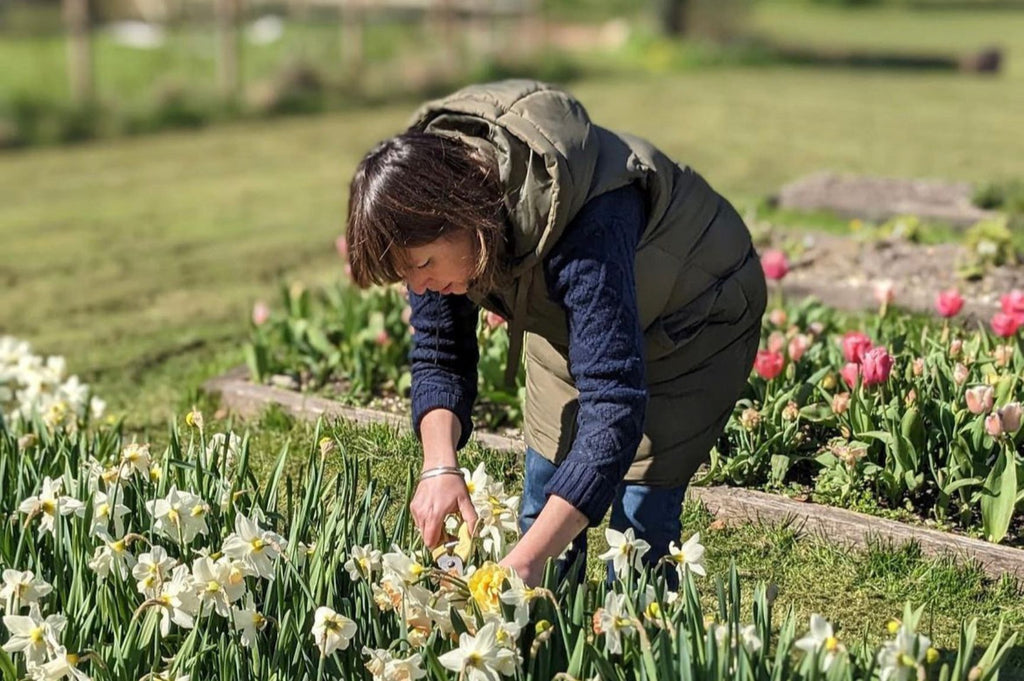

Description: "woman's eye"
417 259 431 269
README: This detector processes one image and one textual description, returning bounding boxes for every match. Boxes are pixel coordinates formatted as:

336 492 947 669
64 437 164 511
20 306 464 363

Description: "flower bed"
1 412 1017 681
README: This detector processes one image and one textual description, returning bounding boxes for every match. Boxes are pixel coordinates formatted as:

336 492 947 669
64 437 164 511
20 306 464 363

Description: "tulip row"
1 415 1016 681
715 285 1024 543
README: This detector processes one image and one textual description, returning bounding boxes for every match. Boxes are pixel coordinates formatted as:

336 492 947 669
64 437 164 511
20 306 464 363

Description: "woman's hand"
410 473 478 549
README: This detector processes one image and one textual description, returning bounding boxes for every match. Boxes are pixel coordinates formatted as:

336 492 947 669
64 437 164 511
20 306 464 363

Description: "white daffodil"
463 463 495 500
222 513 285 580
231 595 268 648
438 622 518 681
18 477 85 537
598 528 650 579
87 491 131 540
345 545 383 582
592 592 635 655
795 614 846 671
154 565 199 636
26 645 91 681
1 604 66 665
145 487 209 545
204 432 241 469
878 626 931 681
476 493 520 559
499 570 541 627
312 606 357 657
381 547 427 586
192 556 246 618
710 623 762 656
667 533 706 580
119 442 151 480
363 647 393 679
132 546 176 598
87 537 136 580
1 570 52 613
363 647 427 681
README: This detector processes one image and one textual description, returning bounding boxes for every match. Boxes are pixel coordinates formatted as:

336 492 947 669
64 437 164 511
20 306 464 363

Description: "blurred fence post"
216 0 242 102
63 0 94 104
340 0 365 80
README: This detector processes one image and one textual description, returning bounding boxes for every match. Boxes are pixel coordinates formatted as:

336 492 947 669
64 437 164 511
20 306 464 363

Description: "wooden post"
216 0 242 103
63 0 94 104
339 0 365 80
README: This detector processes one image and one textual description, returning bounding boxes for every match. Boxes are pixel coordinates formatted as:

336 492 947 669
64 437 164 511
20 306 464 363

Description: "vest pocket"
644 272 751 361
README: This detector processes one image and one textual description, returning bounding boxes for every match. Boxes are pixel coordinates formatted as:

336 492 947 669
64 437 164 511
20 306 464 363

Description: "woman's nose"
405 272 429 296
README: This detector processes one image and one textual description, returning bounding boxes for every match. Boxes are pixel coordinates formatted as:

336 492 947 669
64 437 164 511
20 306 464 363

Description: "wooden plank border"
204 367 1024 580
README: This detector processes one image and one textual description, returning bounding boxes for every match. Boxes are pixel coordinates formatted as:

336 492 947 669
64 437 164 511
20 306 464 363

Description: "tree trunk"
63 0 93 104
216 0 242 103
656 0 689 37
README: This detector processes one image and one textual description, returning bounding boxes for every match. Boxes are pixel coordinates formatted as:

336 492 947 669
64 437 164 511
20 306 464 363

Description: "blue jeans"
518 447 687 587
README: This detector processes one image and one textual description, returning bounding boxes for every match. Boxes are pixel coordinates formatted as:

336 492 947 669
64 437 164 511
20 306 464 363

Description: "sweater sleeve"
541 184 649 526
408 291 480 450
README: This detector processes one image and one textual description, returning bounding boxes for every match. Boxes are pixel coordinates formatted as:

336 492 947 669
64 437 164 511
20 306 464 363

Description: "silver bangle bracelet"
419 466 463 481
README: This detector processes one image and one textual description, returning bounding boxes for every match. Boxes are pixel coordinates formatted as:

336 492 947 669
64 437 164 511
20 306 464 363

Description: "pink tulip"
952 363 969 385
788 334 811 363
375 330 391 347
965 385 995 415
768 308 788 327
335 235 349 258
1000 402 1022 433
840 362 861 388
873 279 896 306
754 350 784 380
252 301 270 326
485 311 506 330
860 347 894 387
807 321 825 338
1001 289 1024 324
948 339 963 359
990 312 1020 338
767 331 786 355
760 250 789 281
985 413 1003 438
832 392 851 415
993 344 1014 367
935 288 964 318
912 357 925 377
841 332 873 364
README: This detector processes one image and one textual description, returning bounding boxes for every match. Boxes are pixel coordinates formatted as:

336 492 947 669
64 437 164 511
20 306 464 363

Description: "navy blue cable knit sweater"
408 185 648 525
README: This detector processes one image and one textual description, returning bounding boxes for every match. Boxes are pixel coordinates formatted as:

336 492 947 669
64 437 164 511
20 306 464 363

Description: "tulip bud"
905 389 916 407
999 402 1022 433
935 288 964 318
831 392 851 415
912 357 925 377
993 344 1014 367
375 330 391 347
873 279 896 306
953 363 969 385
948 339 963 358
841 331 873 363
821 373 837 390
782 401 800 421
760 250 789 280
754 350 784 380
768 308 788 327
841 363 860 388
252 301 270 326
861 347 894 387
808 321 825 337
985 413 1003 438
767 332 786 354
965 385 995 415
788 334 811 363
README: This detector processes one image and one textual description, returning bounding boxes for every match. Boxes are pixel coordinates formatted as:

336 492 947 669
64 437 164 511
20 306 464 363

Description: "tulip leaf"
980 447 1018 543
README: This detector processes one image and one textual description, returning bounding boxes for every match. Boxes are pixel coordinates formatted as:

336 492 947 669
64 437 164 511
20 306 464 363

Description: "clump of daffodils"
0 335 105 432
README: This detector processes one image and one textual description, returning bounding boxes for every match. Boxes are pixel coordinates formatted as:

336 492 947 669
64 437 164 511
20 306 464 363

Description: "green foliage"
960 216 1020 278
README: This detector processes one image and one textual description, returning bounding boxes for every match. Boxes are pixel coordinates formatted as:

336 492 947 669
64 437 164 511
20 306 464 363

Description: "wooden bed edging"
204 366 1023 581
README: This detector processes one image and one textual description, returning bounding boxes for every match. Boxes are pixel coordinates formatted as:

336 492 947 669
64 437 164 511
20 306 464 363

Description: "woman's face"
402 231 476 296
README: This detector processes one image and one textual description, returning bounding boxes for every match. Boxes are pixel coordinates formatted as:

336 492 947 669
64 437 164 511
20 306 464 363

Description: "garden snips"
432 514 471 576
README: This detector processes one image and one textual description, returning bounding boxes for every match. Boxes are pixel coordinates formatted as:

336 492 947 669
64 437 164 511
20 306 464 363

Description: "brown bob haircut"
345 131 508 293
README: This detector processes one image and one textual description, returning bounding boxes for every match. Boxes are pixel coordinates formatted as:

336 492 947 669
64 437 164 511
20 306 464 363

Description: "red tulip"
760 250 789 281
861 347 894 386
991 312 1020 338
935 288 963 318
841 331 873 364
754 350 784 380
1001 289 1024 324
840 362 860 388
